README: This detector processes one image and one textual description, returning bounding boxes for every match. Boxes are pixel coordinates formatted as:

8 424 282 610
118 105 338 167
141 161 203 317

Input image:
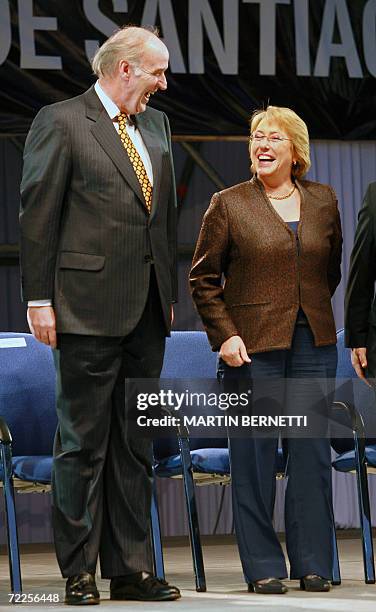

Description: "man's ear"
119 60 131 81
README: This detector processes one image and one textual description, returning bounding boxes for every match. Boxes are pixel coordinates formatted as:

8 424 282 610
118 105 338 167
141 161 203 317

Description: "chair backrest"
333 329 376 452
336 329 356 378
155 331 226 460
0 332 57 455
161 331 218 378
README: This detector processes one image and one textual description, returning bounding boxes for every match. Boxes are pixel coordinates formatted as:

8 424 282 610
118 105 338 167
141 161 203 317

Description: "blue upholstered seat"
12 456 54 484
0 332 56 484
154 447 229 477
333 446 376 472
154 445 286 478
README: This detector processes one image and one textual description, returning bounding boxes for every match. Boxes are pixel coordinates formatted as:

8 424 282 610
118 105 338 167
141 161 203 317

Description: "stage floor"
1 535 376 611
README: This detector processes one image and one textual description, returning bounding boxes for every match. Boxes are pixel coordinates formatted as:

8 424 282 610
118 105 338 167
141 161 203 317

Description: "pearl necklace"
266 184 296 200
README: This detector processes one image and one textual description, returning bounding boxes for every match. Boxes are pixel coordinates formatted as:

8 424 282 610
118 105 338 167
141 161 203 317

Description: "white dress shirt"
29 81 154 307
94 81 153 185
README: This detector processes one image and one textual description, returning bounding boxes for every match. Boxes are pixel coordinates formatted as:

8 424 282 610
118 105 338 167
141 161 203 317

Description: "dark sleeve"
345 182 376 348
327 187 343 296
163 112 178 303
189 192 239 351
19 105 71 301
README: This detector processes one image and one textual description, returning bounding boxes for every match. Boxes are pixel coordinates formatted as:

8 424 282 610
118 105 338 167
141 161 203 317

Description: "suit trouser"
52 269 166 578
219 324 337 583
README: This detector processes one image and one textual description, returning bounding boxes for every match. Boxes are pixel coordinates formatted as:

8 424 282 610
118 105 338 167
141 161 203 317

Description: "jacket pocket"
59 252 105 271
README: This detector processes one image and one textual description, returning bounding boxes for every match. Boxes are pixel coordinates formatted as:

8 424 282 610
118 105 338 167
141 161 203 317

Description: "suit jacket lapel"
136 113 163 221
84 87 145 207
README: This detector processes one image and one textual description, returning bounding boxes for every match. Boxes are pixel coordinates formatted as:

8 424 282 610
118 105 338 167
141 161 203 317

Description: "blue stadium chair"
0 332 165 593
153 331 219 592
0 332 57 594
332 329 376 583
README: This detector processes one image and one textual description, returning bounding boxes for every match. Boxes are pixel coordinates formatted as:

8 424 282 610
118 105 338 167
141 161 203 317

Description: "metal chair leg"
179 436 206 592
354 435 375 583
150 476 165 580
331 517 341 585
1 443 22 594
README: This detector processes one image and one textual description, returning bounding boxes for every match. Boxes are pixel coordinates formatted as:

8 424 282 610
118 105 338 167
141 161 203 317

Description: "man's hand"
219 335 251 367
27 306 57 349
351 347 371 386
171 305 174 325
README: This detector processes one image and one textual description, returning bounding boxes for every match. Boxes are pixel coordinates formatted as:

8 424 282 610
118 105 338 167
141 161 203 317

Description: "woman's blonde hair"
91 25 159 78
249 106 311 179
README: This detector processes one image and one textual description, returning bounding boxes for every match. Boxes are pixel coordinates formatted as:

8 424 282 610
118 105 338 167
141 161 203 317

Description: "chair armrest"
332 400 366 438
332 400 368 460
0 416 12 444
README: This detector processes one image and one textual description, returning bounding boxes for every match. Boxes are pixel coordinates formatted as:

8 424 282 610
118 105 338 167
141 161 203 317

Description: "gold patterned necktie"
116 112 152 213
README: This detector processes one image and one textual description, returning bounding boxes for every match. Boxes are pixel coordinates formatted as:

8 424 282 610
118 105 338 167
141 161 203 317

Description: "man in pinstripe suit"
19 26 180 605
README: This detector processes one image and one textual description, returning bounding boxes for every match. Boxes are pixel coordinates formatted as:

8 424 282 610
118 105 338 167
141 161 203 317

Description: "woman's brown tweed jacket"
189 176 342 354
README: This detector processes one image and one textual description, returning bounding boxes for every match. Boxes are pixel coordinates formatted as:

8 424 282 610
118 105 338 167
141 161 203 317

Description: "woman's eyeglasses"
250 134 291 145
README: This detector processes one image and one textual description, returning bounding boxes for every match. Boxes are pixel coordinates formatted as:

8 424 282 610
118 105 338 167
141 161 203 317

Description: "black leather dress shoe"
65 572 100 605
300 575 330 592
110 572 181 601
248 578 288 594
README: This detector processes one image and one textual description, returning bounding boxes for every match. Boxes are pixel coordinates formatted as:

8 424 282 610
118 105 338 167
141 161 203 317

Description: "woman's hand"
219 335 251 367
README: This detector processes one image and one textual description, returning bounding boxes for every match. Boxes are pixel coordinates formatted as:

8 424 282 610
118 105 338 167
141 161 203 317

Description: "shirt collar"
94 80 120 121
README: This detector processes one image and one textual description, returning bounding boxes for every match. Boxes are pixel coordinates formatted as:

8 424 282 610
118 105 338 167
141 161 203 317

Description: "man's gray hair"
91 25 160 78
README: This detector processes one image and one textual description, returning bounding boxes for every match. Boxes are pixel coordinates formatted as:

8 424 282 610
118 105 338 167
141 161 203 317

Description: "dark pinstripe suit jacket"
20 86 177 336
345 182 376 376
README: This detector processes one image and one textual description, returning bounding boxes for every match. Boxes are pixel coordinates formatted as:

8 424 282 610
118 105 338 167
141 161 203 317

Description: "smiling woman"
190 105 342 595
250 106 311 180
247 106 311 222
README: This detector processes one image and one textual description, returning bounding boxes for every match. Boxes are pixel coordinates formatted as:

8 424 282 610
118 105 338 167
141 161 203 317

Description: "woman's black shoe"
248 578 288 594
300 575 330 592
